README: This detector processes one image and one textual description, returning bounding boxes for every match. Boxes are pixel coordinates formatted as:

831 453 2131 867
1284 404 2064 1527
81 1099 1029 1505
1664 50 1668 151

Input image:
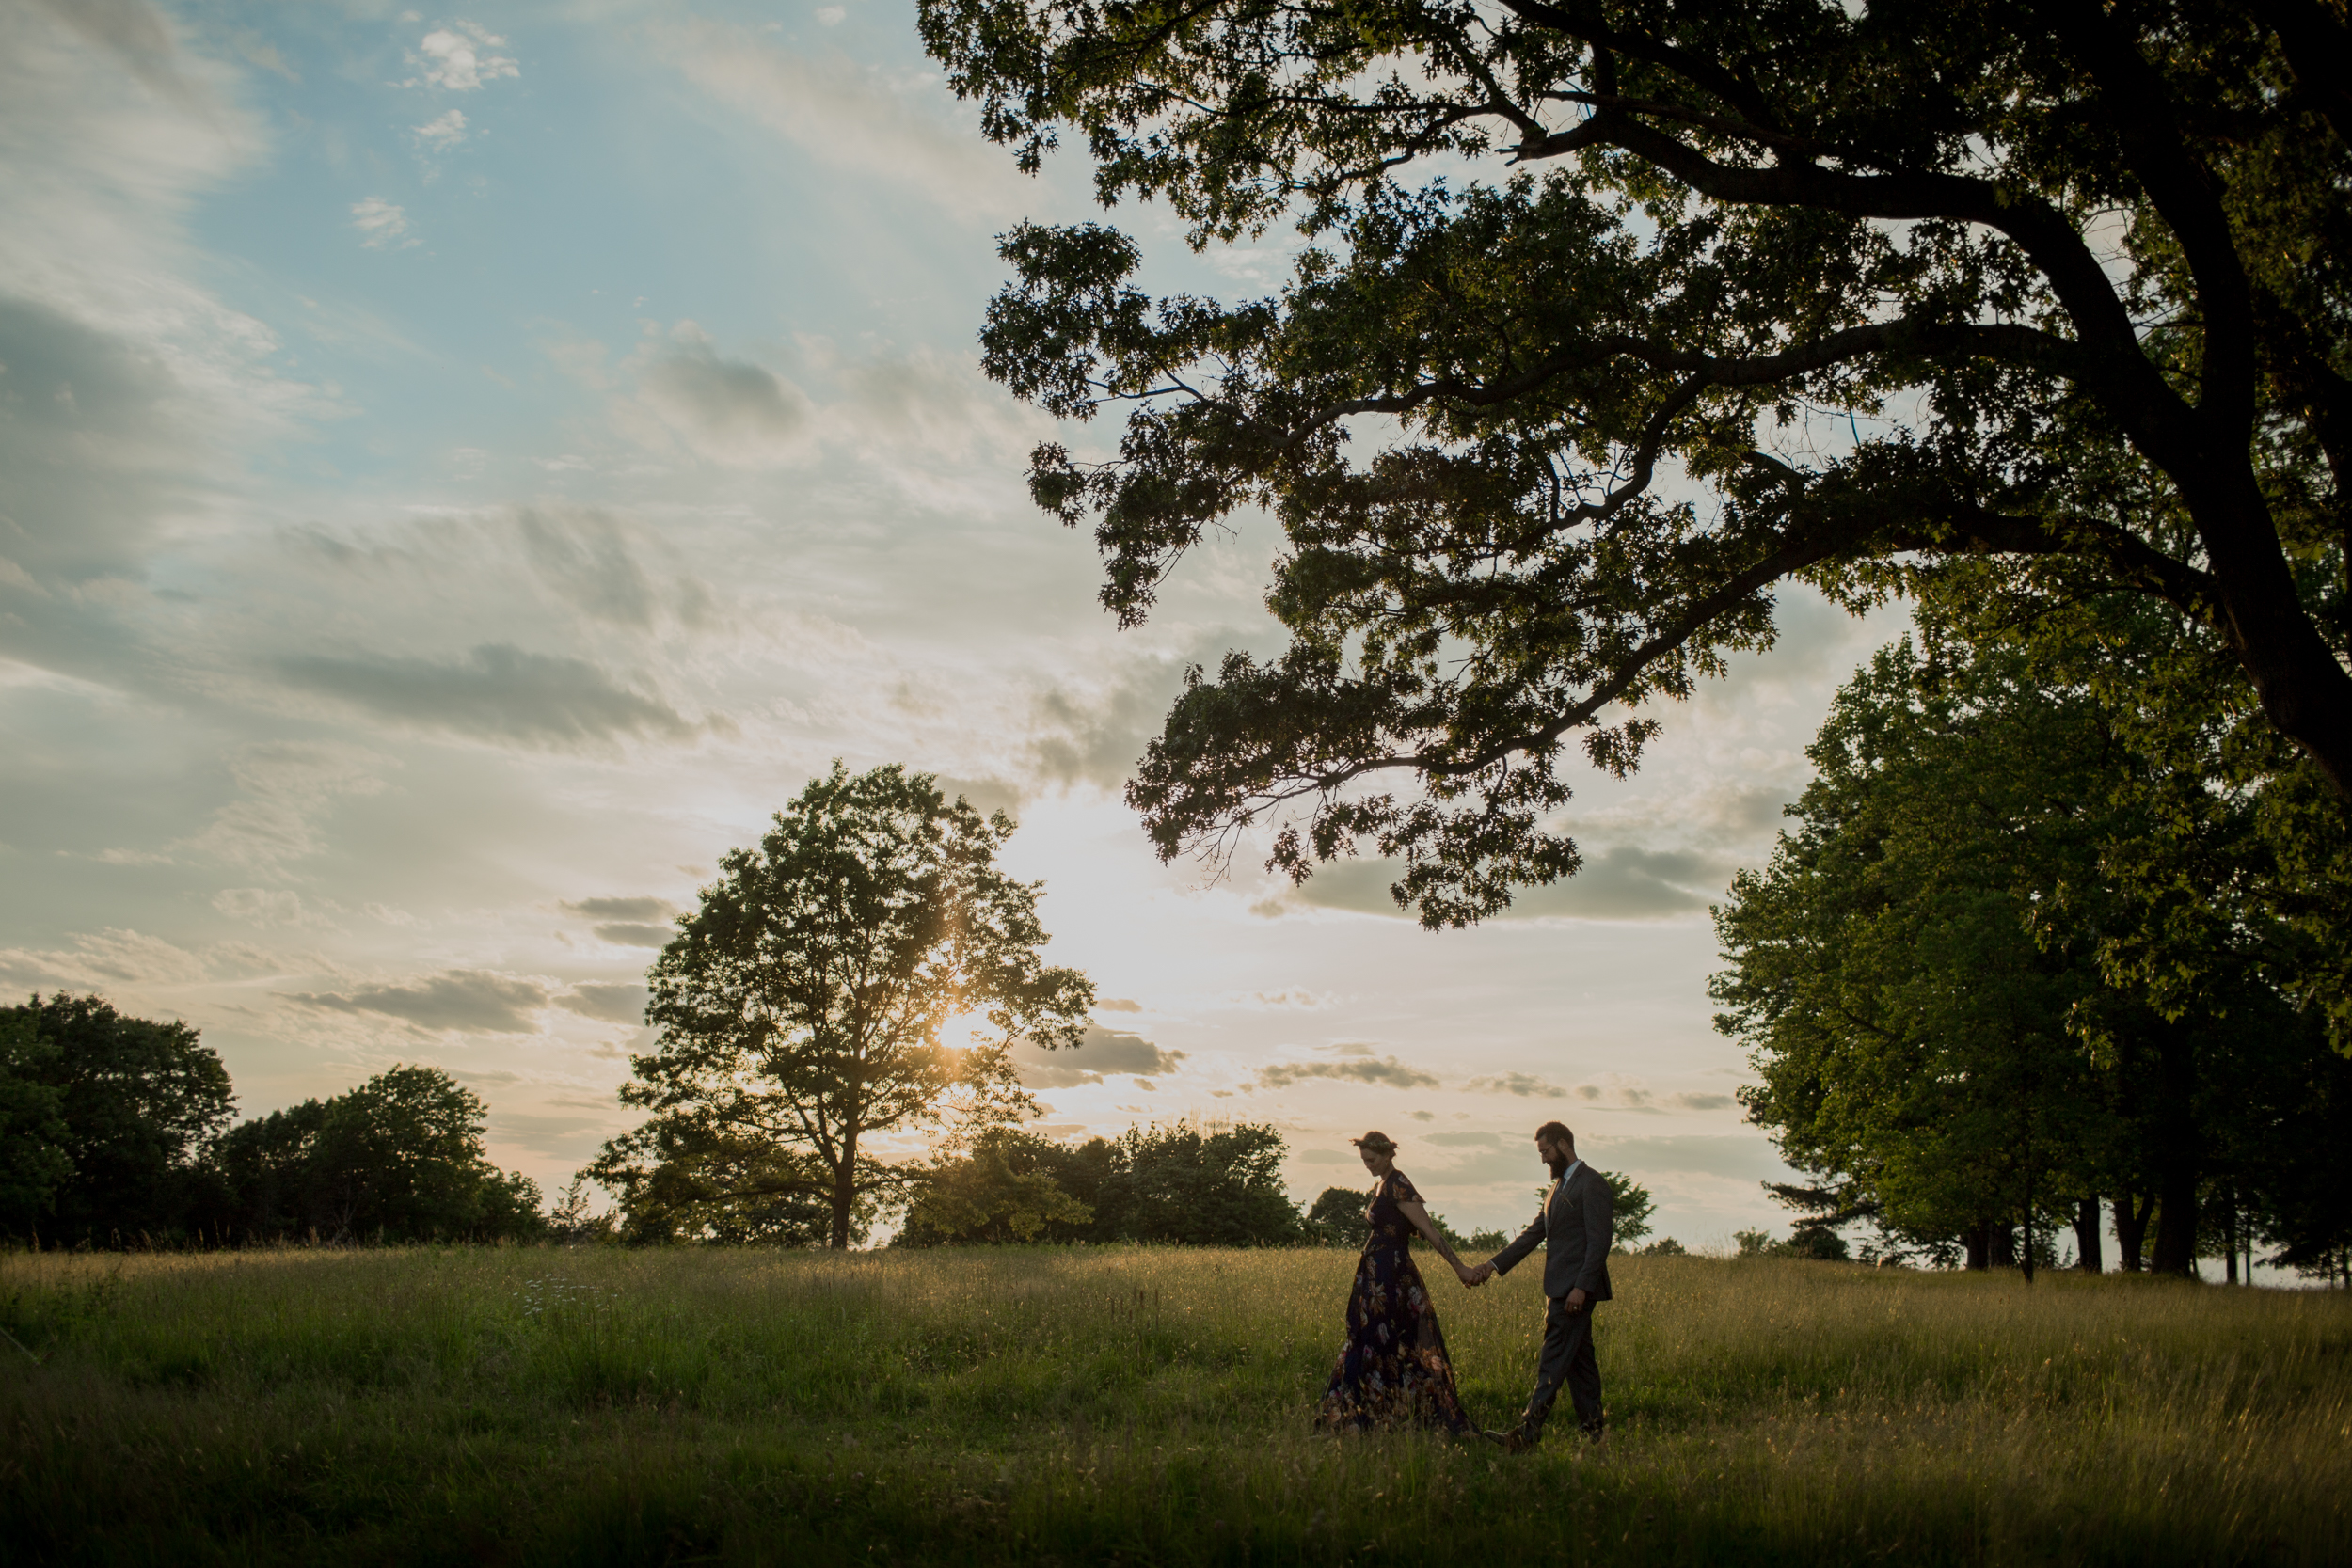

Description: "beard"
1545 1150 1571 1180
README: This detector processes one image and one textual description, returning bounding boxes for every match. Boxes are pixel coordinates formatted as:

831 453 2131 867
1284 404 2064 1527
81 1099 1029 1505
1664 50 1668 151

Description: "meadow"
2 1246 2346 1567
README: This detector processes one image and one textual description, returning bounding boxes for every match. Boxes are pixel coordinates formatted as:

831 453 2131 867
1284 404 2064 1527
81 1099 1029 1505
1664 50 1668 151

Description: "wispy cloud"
286 968 552 1033
1014 1024 1185 1088
278 642 718 750
414 109 468 150
1254 1053 1439 1091
655 17 1023 221
350 197 414 249
1465 1071 1565 1098
407 23 517 93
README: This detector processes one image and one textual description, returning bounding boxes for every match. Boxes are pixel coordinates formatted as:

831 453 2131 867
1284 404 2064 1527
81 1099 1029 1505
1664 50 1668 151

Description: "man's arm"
1487 1206 1548 1277
1572 1172 1613 1298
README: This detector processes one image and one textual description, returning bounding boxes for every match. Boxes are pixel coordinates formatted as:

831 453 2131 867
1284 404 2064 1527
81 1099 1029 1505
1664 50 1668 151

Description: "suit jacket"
1489 1162 1613 1301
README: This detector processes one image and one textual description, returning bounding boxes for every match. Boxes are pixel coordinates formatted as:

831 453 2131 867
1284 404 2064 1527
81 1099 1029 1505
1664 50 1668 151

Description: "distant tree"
1307 1184 1369 1248
897 1126 1094 1245
0 993 233 1243
899 1120 1310 1246
211 1065 544 1243
0 1015 72 1237
546 1177 615 1245
1635 1237 1688 1258
1464 1227 1509 1254
599 765 1094 1248
1600 1170 1655 1249
1086 1121 1311 1246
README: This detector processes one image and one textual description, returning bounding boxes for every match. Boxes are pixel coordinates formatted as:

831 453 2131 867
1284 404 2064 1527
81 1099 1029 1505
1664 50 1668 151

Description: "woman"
1312 1130 1479 1433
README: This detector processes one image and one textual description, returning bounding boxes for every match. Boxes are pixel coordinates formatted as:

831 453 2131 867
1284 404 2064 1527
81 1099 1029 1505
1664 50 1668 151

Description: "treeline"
1 993 545 1247
1715 591 2352 1283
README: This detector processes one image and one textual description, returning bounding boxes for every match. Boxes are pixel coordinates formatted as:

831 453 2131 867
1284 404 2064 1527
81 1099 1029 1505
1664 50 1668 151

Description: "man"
1471 1120 1612 1450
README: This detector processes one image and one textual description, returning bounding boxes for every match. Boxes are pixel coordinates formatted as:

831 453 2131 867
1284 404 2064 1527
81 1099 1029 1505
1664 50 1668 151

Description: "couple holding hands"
1311 1121 1611 1452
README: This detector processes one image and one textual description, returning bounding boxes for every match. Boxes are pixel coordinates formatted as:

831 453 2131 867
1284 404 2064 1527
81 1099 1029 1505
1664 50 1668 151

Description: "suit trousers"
1521 1295 1603 1438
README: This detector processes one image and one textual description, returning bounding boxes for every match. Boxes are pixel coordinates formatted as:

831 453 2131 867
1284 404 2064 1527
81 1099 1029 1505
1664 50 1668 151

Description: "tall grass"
3 1247 2345 1564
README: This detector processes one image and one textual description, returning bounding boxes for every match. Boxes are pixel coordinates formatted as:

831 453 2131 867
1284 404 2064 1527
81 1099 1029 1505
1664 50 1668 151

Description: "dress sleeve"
1389 1171 1422 1206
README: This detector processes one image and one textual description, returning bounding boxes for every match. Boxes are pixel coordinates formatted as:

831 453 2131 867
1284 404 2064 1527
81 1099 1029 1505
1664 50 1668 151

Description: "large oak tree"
922 0 2351 922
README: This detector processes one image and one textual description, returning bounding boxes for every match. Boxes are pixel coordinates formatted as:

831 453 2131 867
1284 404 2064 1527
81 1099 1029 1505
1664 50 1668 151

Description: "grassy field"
2 1247 2346 1566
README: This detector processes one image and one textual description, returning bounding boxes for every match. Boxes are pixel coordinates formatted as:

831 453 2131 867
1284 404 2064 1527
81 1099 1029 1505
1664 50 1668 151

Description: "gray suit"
1488 1162 1613 1438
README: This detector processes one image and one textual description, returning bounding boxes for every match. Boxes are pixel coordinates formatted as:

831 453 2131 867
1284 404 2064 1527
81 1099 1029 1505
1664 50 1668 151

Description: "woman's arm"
1397 1199 1478 1283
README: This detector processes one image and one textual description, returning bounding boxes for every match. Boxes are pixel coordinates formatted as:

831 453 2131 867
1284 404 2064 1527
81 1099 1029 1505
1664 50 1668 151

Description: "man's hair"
1534 1120 1575 1149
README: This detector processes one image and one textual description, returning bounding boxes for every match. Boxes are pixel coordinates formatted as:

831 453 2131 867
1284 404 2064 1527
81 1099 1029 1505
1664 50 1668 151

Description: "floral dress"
1312 1169 1471 1433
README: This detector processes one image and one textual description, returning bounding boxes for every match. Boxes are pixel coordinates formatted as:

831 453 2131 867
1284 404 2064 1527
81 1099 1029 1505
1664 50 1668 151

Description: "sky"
0 0 1921 1246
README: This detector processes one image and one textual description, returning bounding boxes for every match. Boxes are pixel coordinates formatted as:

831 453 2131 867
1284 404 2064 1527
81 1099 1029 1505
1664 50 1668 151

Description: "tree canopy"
0 992 233 1243
1715 630 2350 1276
595 764 1095 1248
209 1065 544 1244
921 0 2350 922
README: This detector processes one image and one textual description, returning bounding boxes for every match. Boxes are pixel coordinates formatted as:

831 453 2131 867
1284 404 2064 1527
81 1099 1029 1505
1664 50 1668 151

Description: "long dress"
1312 1168 1472 1433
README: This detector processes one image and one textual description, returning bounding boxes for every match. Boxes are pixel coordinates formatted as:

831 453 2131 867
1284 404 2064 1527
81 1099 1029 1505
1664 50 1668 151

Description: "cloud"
815 7 846 23
1562 1076 1739 1115
591 923 673 948
558 983 647 1025
517 507 661 628
173 742 393 868
562 896 678 923
287 969 553 1033
1273 844 1729 924
1094 996 1142 1012
28 0 209 118
657 18 1023 221
1254 1053 1440 1091
1027 652 1200 792
408 24 517 92
0 295 187 581
211 888 335 929
1464 1071 1565 1098
414 109 468 150
350 198 415 249
0 927 214 990
1580 1133 1794 1182
627 322 813 466
278 642 713 749
1012 1023 1184 1088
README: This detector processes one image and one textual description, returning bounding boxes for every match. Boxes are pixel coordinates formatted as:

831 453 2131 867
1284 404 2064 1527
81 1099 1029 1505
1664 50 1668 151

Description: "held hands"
1455 1260 1497 1288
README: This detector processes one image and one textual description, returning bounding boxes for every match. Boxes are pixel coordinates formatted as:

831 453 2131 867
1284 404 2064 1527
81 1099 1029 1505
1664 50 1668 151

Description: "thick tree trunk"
1990 1224 2019 1270
1965 1223 1990 1271
2074 1196 2104 1273
830 1128 859 1250
2150 1023 2201 1277
2223 1191 2239 1285
2116 1189 2153 1272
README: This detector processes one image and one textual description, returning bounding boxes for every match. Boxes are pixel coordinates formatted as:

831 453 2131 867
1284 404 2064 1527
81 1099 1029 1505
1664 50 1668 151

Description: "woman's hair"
1352 1130 1399 1154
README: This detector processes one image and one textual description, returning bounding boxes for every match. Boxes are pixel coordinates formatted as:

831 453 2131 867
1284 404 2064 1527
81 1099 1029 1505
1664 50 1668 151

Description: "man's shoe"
1485 1425 1538 1454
